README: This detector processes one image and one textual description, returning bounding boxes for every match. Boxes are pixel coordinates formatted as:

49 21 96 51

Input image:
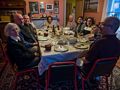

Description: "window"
107 0 120 18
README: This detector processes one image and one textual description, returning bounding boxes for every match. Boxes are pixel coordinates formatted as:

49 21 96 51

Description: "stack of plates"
38 36 48 41
54 45 68 52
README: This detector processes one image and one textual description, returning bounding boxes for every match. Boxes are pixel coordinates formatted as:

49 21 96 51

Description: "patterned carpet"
0 63 120 90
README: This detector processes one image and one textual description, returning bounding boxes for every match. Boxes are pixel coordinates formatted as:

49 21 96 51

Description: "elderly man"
13 13 39 53
4 23 40 70
22 15 37 43
77 16 120 74
66 15 76 31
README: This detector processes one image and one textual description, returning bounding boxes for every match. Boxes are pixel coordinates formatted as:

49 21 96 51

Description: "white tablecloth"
38 44 85 75
37 31 90 75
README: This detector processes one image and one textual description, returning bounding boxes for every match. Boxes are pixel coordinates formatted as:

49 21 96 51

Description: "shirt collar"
10 36 21 42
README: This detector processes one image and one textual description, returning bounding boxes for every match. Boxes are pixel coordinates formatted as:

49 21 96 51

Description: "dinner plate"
64 31 74 35
54 45 68 52
74 44 88 49
79 38 88 43
38 36 48 41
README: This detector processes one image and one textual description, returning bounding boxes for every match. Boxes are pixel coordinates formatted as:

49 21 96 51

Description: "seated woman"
82 17 95 35
44 16 58 30
4 23 41 71
75 16 84 33
74 16 85 37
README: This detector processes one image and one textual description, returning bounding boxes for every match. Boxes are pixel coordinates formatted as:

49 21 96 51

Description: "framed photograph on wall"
46 4 53 11
54 0 59 14
29 2 39 14
84 0 98 12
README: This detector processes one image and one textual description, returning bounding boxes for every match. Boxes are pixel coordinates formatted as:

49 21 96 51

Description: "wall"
67 0 76 8
25 0 64 25
84 0 105 23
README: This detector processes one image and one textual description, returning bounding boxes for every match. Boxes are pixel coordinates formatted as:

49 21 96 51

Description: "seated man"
22 14 37 43
77 16 120 75
13 13 38 52
4 23 41 70
66 15 76 31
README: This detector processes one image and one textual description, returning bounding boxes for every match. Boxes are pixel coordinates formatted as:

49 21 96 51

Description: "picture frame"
84 0 98 12
54 8 59 14
29 2 39 14
54 1 59 14
46 4 53 11
40 8 45 13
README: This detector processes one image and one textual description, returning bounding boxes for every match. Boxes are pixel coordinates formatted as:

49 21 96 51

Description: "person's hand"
82 57 89 64
34 52 40 57
33 42 38 46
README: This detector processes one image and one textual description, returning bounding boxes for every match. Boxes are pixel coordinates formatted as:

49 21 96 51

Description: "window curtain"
101 0 108 22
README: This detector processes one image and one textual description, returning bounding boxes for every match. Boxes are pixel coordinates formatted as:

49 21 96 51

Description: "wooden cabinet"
0 0 26 42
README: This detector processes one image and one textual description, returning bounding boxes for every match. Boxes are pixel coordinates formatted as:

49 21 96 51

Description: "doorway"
65 0 84 26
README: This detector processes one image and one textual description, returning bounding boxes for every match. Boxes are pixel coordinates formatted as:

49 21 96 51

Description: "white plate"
38 36 48 41
64 31 74 35
54 45 68 52
74 44 88 49
79 38 88 43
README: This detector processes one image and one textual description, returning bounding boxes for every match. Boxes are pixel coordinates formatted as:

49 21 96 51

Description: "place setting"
54 45 69 52
74 43 89 49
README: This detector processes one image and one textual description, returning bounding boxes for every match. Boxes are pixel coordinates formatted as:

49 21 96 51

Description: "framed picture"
54 8 59 14
40 8 45 13
54 1 59 14
46 4 53 11
84 0 98 12
29 2 39 14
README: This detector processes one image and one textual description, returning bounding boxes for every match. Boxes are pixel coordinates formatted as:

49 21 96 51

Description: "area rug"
1 65 120 90
0 63 15 90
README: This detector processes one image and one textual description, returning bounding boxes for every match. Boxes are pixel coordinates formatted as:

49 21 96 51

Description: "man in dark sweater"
21 15 37 43
78 16 120 74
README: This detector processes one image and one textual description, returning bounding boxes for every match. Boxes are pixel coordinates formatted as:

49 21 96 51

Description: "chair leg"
13 73 19 90
105 76 109 90
74 65 77 90
110 72 113 90
45 72 48 90
82 79 85 90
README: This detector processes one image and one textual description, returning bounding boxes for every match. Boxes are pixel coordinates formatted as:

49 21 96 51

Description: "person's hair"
47 16 53 21
86 17 95 26
28 12 32 17
77 16 83 20
4 23 20 37
76 16 83 24
23 14 29 19
104 16 120 32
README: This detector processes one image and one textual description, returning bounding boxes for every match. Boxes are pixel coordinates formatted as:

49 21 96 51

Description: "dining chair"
45 60 78 90
3 47 40 90
0 38 6 59
79 57 118 90
0 38 8 76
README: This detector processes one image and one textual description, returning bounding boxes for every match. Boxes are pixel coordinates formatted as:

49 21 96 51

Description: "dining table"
37 29 91 75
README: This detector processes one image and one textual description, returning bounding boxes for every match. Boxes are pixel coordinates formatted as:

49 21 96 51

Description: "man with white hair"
4 23 40 70
78 16 120 76
66 15 76 31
